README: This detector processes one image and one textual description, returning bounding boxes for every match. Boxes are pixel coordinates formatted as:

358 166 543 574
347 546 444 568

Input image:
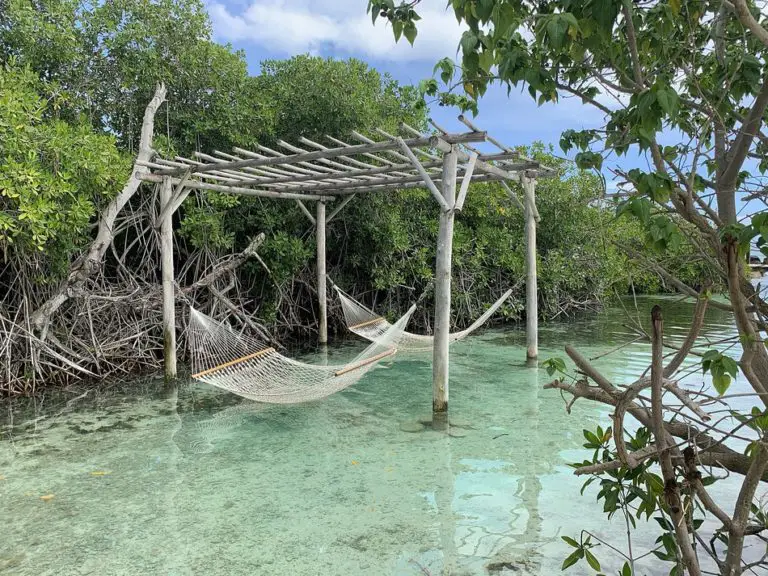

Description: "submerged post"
159 176 177 380
433 145 458 414
316 200 328 345
523 175 538 360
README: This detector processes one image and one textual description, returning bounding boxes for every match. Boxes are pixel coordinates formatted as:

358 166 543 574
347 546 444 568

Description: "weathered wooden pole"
523 174 538 360
433 145 458 414
159 176 177 380
316 200 328 345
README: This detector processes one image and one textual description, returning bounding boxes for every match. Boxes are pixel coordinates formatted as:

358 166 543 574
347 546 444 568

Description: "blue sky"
205 3 613 153
201 0 662 194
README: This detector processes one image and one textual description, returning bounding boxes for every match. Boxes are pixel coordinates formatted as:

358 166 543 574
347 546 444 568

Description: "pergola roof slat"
187 153 265 182
297 137 404 180
146 120 553 199
257 143 351 179
227 148 342 185
376 127 440 162
139 158 240 184
325 135 415 177
274 141 375 185
207 150 302 183
350 130 413 164
153 132 486 178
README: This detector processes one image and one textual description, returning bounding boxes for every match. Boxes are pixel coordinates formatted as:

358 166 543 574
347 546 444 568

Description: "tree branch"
732 0 768 47
651 306 701 575
664 294 709 377
720 75 768 201
621 0 645 88
724 443 768 575
544 377 766 480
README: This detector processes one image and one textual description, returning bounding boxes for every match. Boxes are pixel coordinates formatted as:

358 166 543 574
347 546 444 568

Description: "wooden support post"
316 200 328 345
160 176 177 380
433 145 458 414
523 175 538 360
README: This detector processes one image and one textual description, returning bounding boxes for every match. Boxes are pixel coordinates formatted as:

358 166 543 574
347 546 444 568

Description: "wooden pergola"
140 115 553 415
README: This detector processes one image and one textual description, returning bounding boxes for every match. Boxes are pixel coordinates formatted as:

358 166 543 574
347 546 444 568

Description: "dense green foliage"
0 66 129 276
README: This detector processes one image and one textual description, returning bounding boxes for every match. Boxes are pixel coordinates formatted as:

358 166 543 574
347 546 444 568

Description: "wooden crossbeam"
138 173 336 202
458 114 556 177
326 194 356 224
320 173 510 196
154 169 192 229
296 200 316 224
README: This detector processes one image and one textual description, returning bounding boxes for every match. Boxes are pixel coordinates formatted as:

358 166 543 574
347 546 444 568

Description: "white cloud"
205 0 465 62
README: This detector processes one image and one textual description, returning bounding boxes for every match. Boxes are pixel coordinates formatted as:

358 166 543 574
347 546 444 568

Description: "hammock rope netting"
188 305 415 403
334 287 513 352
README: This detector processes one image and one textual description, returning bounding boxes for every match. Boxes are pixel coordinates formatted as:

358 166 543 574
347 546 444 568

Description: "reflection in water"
0 297 743 575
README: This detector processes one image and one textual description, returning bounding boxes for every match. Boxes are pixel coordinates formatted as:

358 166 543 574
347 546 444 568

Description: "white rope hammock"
334 287 513 352
188 305 415 403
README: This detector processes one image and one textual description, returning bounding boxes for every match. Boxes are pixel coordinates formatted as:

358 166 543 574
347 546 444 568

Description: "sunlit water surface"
0 297 753 575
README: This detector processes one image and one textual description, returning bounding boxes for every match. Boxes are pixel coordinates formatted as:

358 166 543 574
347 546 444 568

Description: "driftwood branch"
574 444 658 476
29 83 168 339
186 233 266 292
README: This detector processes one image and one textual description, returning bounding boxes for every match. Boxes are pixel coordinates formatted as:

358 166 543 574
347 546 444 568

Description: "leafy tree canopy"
0 65 129 274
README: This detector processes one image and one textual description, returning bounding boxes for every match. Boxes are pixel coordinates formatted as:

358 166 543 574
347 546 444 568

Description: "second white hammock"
335 287 513 352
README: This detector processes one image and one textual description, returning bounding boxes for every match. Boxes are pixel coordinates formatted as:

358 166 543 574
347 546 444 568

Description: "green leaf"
543 356 567 376
393 19 403 42
546 15 571 49
460 30 478 54
583 429 601 446
590 0 620 31
622 561 632 576
702 351 739 395
574 151 603 170
585 550 601 571
479 49 494 73
561 536 580 548
721 356 739 378
403 21 418 45
561 548 584 570
433 58 455 84
477 0 494 20
656 88 679 118
713 372 731 396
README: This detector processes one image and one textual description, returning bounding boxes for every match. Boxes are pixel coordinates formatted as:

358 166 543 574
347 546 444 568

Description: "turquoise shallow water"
0 297 748 575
